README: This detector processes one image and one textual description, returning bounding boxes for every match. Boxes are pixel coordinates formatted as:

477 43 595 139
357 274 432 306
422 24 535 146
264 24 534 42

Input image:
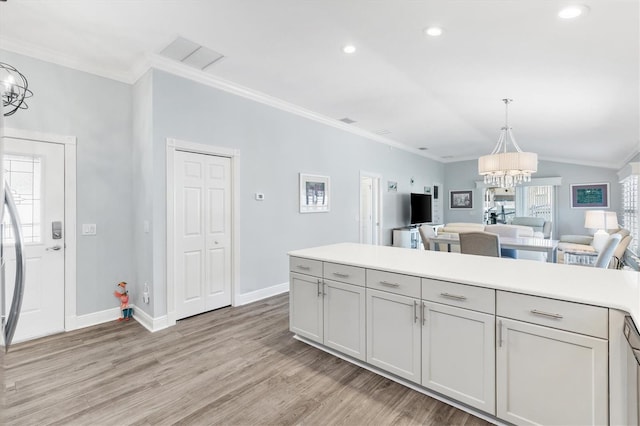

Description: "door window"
3 154 42 244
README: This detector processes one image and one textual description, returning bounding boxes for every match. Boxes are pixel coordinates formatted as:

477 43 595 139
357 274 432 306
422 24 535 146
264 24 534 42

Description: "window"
516 185 553 223
621 174 638 255
2 154 42 244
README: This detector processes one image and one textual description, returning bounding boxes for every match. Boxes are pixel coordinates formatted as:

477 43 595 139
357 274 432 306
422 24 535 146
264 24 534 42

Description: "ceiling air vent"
339 117 357 124
160 37 225 71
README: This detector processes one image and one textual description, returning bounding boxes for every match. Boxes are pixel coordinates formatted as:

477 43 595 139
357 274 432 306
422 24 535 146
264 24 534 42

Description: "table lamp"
584 210 619 252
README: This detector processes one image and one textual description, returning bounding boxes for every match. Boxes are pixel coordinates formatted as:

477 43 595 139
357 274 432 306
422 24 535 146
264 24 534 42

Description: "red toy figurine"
114 281 133 321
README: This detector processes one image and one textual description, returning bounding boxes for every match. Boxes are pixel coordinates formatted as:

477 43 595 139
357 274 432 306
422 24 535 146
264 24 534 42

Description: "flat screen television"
410 193 433 225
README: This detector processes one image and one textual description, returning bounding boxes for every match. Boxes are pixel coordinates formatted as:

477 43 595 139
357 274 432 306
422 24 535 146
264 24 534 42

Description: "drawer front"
366 269 420 298
497 291 608 339
289 257 322 277
422 279 495 314
324 262 365 287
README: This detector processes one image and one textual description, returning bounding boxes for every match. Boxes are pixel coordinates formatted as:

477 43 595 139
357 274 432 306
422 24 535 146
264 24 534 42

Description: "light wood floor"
2 294 492 425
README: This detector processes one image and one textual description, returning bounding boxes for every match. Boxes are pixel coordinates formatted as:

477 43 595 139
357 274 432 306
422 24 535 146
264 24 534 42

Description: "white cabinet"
366 288 421 383
290 259 366 361
392 227 420 249
289 272 323 343
324 279 366 361
421 301 495 414
496 291 609 426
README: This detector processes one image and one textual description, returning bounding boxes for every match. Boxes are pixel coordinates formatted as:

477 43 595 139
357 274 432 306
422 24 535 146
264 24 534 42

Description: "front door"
3 138 65 342
175 150 232 319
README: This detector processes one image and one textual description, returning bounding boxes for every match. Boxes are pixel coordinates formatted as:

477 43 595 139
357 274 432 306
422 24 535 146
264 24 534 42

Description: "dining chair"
418 225 436 250
594 233 622 268
459 232 501 258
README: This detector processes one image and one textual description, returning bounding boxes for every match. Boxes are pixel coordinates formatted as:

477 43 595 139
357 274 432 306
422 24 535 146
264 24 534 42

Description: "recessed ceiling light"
558 5 589 19
424 27 443 37
342 44 356 54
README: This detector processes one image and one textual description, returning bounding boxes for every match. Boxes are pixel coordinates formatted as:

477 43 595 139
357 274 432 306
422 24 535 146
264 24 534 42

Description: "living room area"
390 158 639 271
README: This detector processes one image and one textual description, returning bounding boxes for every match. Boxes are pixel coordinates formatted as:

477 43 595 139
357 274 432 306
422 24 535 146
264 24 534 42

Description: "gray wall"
444 159 622 236
131 71 155 315
2 50 134 315
145 70 443 315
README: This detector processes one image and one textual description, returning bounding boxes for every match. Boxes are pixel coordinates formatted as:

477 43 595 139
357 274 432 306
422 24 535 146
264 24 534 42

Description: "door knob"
46 245 62 251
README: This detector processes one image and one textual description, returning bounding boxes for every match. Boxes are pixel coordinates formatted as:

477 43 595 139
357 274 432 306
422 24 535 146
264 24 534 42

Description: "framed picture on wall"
570 183 609 208
299 173 330 213
450 190 473 209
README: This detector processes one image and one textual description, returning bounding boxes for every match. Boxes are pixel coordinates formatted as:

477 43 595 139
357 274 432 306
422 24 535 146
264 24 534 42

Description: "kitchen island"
288 243 640 425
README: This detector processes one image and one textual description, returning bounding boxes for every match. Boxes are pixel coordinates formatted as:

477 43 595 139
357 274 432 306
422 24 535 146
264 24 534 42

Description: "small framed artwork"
299 173 330 213
450 190 473 209
570 183 609 208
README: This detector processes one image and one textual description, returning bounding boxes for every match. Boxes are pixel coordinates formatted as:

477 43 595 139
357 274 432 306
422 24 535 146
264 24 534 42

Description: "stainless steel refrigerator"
1 61 30 351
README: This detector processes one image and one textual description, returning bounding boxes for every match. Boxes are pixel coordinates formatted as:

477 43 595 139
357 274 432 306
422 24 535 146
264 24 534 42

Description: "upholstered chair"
418 225 436 250
459 232 501 258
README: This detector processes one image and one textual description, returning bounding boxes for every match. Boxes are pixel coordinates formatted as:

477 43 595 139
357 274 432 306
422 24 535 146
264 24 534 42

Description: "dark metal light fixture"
1 62 33 116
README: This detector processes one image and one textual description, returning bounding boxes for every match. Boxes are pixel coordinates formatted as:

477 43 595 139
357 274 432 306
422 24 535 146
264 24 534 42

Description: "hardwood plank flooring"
2 294 493 425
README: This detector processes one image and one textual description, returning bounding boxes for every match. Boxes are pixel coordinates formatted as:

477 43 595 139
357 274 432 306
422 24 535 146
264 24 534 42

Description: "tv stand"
392 225 443 249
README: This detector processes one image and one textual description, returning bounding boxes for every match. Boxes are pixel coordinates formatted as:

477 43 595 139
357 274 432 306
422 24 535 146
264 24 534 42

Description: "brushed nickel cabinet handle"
317 279 322 297
413 301 418 323
440 292 467 301
422 302 426 326
332 272 349 278
530 309 563 320
498 320 504 348
380 281 400 288
297 265 311 270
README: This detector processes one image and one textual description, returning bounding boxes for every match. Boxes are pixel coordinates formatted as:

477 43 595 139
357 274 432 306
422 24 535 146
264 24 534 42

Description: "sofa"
557 228 632 269
511 217 552 239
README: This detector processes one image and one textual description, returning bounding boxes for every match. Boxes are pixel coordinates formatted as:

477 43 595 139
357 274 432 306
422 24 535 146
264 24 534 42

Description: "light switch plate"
82 224 97 235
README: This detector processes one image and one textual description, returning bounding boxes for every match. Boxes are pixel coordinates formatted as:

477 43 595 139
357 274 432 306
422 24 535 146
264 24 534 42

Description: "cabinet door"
496 317 608 426
366 288 421 383
324 280 366 361
289 272 323 343
422 302 495 414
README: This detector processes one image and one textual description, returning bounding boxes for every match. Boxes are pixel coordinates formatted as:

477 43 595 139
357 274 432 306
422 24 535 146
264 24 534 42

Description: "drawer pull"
297 265 311 271
530 309 563 320
414 301 419 323
440 292 467 301
332 272 350 278
380 281 400 288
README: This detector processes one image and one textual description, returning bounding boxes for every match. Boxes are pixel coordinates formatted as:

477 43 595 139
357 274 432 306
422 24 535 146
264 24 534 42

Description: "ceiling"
0 0 638 168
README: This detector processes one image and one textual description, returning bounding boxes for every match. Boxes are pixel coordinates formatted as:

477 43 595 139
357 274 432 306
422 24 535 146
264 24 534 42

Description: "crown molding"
0 36 134 84
144 54 443 162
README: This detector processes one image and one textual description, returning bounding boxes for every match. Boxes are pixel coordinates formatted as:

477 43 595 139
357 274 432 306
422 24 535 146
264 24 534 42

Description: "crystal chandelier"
1 62 33 117
478 99 537 188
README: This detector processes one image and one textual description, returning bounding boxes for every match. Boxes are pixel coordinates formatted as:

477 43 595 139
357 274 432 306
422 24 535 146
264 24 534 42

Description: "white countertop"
289 243 640 324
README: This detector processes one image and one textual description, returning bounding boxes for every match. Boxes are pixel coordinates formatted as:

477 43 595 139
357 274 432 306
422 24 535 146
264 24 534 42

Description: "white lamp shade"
584 210 619 230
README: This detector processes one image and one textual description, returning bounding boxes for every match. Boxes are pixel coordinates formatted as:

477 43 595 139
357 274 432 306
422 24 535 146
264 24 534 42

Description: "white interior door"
175 150 231 320
360 173 381 245
3 138 65 342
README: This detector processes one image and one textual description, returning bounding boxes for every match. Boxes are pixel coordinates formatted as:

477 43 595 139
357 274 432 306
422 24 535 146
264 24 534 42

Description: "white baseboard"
70 307 121 330
131 304 171 333
66 283 289 334
234 282 289 306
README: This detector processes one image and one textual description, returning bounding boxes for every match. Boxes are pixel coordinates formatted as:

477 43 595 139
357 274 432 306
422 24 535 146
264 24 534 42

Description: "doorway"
360 172 382 245
2 130 76 342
